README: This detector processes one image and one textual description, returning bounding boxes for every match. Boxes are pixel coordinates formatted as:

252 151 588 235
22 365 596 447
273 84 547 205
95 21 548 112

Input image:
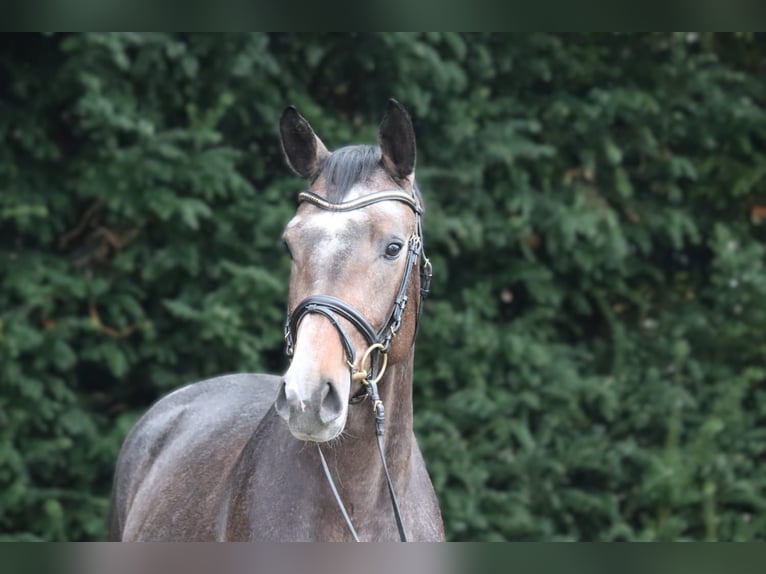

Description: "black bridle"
283 187 432 542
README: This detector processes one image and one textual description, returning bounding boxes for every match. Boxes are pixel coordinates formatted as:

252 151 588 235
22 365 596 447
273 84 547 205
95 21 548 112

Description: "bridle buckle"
349 343 388 386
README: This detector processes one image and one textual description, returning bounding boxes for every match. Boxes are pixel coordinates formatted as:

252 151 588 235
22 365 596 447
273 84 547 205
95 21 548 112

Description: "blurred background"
1 33 765 541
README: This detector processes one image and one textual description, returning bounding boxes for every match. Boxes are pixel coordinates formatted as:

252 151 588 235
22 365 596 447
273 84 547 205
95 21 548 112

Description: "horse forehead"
288 183 411 240
308 209 367 237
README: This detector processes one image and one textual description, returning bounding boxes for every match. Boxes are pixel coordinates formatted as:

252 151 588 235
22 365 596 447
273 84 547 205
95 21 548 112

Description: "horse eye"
384 242 403 259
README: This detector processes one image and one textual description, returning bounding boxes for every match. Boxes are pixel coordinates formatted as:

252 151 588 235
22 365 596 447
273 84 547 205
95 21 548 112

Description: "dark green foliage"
1 33 765 541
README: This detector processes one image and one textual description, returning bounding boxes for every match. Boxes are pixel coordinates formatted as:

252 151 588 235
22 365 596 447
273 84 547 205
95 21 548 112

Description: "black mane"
317 145 382 203
316 144 422 208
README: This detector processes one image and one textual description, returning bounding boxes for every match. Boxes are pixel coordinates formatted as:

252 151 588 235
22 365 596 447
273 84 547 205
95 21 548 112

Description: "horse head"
275 99 427 442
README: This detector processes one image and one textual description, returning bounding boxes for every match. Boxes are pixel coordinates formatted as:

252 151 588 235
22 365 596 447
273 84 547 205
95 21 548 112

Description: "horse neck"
329 346 416 503
345 346 415 447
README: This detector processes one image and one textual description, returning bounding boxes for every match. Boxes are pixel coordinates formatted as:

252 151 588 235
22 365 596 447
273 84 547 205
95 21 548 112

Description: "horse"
108 99 445 541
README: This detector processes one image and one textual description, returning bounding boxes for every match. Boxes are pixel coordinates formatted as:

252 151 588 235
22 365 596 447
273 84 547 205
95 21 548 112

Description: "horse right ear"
379 98 416 181
279 106 329 179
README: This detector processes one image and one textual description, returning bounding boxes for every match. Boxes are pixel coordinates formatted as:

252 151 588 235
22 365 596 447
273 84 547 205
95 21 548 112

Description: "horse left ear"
379 98 416 181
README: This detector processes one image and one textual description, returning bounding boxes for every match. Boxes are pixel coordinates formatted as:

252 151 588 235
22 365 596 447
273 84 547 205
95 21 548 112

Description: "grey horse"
109 100 444 541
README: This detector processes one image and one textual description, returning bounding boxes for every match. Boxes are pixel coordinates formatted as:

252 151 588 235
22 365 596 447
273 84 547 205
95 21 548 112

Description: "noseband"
282 187 432 542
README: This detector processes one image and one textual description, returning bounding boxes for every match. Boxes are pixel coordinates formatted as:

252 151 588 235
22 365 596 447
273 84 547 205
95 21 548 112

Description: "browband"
298 189 421 214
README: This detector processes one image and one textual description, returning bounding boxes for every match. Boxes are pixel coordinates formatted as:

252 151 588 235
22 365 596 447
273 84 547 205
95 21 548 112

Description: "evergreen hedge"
1 33 765 541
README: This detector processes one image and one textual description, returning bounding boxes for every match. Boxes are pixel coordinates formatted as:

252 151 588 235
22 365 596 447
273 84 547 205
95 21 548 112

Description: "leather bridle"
282 187 432 542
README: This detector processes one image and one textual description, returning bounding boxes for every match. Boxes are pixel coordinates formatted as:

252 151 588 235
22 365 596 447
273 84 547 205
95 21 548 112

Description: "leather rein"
283 188 432 542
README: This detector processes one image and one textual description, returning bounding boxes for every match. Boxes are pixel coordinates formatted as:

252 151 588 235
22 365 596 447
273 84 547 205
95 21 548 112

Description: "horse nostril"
318 380 343 424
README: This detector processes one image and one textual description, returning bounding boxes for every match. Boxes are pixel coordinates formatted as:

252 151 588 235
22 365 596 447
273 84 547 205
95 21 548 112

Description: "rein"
283 188 432 542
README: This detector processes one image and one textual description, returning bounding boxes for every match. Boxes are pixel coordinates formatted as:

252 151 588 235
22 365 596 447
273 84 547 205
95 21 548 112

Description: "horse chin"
282 404 348 443
287 419 345 443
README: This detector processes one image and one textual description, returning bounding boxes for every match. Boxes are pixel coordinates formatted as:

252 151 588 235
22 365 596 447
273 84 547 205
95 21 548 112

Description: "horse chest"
222 432 394 540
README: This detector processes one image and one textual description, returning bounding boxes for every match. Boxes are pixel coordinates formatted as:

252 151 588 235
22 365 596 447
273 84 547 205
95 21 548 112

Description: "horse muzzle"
275 375 348 442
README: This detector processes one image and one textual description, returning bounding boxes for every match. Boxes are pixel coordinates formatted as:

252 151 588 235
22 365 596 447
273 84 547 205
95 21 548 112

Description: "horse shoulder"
110 373 281 541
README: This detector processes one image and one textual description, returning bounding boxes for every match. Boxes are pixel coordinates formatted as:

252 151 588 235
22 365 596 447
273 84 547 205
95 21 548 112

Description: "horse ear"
379 98 416 180
280 106 329 179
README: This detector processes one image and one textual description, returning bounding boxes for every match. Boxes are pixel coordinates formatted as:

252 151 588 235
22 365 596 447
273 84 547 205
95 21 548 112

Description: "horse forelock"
313 145 423 209
315 145 383 203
